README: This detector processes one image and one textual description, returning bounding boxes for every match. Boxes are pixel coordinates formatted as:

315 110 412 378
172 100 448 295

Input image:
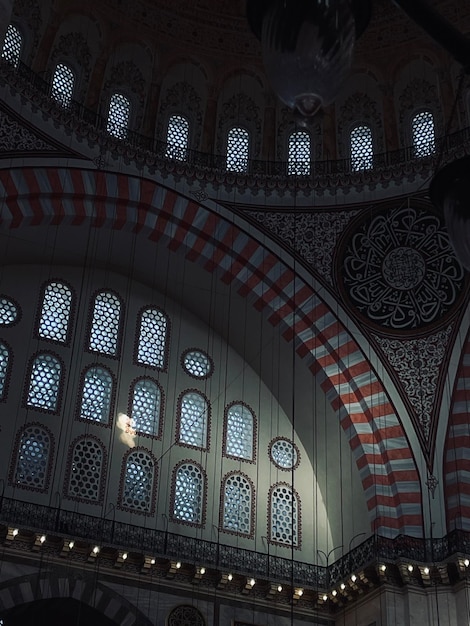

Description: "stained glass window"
106 93 130 139
51 63 75 108
177 391 209 449
269 483 299 547
224 403 254 461
412 110 435 157
226 126 249 173
1 24 22 67
37 281 73 343
13 424 51 490
120 449 155 513
130 378 162 436
26 353 62 412
172 462 205 525
350 124 373 171
78 365 113 424
288 130 311 175
222 472 253 536
166 114 189 160
136 307 168 369
88 291 122 356
66 437 104 502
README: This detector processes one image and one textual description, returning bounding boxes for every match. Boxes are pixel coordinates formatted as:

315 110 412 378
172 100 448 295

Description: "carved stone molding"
0 108 55 152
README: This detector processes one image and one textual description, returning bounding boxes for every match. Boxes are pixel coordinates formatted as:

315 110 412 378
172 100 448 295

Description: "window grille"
26 353 62 412
14 425 51 490
130 378 162 436
1 24 22 67
168 606 205 626
226 127 249 173
177 391 209 449
51 63 74 108
66 437 104 502
121 449 155 513
222 473 253 535
0 342 10 399
224 403 254 461
270 484 299 547
38 281 72 343
166 114 189 160
136 307 168 368
78 366 113 424
172 462 204 524
0 297 18 325
182 349 213 379
106 93 131 139
88 291 121 356
412 110 435 157
269 438 299 470
288 130 311 175
350 125 373 171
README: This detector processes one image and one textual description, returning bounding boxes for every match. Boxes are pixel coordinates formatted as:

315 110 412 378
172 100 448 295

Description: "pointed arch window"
177 390 209 449
129 378 162 437
288 130 311 175
88 291 122 356
171 461 205 526
223 402 255 461
51 63 75 108
78 365 113 424
119 449 156 514
0 296 19 326
37 281 73 343
26 353 62 412
107 93 131 139
221 472 254 536
350 124 373 171
412 110 435 157
65 436 105 503
226 126 249 173
136 307 168 369
12 424 52 491
1 24 22 67
0 342 11 400
269 483 300 547
166 114 189 160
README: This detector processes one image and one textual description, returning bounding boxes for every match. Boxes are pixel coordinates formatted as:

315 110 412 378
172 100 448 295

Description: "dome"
0 1 470 624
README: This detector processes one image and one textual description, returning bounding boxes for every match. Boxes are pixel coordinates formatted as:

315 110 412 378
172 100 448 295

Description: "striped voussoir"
0 166 422 537
445 338 470 532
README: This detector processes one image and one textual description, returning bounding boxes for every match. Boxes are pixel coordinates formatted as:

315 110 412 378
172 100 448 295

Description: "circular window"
0 296 20 326
181 349 213 379
269 438 300 470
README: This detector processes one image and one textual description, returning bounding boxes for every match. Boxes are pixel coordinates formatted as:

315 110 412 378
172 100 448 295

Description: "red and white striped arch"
445 330 470 531
0 166 422 537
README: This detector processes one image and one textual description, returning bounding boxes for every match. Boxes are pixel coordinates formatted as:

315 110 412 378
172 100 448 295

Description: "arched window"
129 378 162 437
171 461 205 526
119 448 156 514
37 281 73 343
0 341 11 400
88 291 122 356
65 436 105 503
106 93 131 139
78 365 113 424
165 114 189 160
221 472 254 536
135 307 168 369
51 63 75 108
226 126 249 173
223 402 255 461
168 606 205 626
0 296 19 326
412 110 435 157
26 353 62 412
177 390 209 449
288 130 311 175
269 483 300 547
1 24 22 67
350 124 374 171
11 424 52 491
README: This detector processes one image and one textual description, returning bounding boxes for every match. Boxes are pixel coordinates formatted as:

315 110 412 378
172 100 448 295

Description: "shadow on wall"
1 598 118 626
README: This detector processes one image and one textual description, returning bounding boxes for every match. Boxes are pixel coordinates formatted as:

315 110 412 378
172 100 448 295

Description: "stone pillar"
0 0 14 46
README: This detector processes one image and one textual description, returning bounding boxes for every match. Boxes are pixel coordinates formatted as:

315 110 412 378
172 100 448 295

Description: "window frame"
350 123 374 171
127 375 164 439
51 61 76 109
35 279 74 345
86 289 124 358
76 363 116 427
222 400 256 463
175 388 211 451
9 422 55 493
1 23 23 68
287 129 311 176
106 91 132 139
170 459 207 527
411 108 436 158
0 340 12 402
165 113 190 161
134 305 170 371
268 482 301 549
220 470 255 538
64 435 107 504
24 351 64 414
225 125 250 173
118 447 158 516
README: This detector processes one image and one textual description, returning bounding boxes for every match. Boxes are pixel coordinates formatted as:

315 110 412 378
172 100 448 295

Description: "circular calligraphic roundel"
338 206 465 331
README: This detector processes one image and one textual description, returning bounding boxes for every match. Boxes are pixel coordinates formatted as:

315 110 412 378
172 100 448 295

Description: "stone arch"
0 165 422 538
